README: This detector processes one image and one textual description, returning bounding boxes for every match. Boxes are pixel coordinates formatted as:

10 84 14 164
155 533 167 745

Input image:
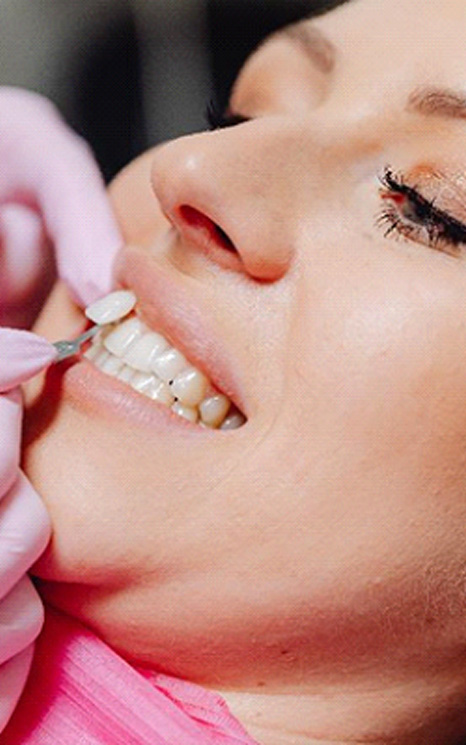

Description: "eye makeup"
376 166 466 256
201 96 466 258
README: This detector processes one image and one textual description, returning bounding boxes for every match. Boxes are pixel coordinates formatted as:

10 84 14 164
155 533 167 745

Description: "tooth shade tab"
85 290 136 325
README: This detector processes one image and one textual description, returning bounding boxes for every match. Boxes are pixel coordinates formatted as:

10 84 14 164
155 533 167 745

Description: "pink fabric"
2 604 260 745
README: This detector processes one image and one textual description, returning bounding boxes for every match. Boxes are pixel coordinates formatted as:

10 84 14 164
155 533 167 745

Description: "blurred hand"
0 329 56 731
0 88 122 731
0 86 122 325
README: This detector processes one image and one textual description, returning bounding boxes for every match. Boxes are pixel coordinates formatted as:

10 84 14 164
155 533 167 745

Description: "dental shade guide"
52 290 141 362
52 325 100 362
52 290 138 363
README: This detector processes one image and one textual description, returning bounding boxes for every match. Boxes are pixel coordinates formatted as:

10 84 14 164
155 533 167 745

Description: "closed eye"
376 167 466 257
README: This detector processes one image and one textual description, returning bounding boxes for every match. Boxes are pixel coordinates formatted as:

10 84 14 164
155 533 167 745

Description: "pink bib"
3 605 260 744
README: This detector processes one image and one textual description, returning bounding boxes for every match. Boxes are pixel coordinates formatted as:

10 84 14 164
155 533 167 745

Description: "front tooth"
151 348 187 382
170 367 209 407
220 411 246 430
171 402 199 423
124 332 169 373
104 317 144 357
85 290 136 325
199 394 230 428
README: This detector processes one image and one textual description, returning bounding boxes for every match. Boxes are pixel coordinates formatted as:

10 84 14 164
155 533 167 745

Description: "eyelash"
204 102 466 257
376 167 466 255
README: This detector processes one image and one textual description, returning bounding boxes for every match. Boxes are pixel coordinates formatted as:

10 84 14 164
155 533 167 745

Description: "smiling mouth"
83 294 246 430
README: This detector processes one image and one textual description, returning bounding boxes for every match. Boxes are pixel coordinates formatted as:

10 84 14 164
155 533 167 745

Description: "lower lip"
60 356 216 436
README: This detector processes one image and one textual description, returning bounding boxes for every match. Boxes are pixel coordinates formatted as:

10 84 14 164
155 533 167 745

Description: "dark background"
0 0 346 181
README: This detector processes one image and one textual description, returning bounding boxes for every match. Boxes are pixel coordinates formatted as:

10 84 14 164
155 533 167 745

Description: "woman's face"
26 0 466 693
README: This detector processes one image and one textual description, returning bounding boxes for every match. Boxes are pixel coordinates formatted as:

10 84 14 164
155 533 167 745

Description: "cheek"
342 293 466 473
289 265 466 530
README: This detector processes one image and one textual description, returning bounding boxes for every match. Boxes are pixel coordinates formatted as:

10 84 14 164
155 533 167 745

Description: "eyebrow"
407 86 466 121
273 23 466 123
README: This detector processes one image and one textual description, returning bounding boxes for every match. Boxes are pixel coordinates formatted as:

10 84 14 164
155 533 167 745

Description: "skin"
22 0 466 742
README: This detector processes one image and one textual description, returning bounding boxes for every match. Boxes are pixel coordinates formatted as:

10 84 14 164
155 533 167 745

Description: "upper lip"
114 245 248 417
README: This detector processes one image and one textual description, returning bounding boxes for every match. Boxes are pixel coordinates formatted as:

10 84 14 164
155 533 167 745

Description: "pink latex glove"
0 329 56 732
0 89 122 732
0 86 122 316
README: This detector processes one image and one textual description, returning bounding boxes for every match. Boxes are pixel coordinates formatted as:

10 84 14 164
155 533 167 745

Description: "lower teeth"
83 329 245 430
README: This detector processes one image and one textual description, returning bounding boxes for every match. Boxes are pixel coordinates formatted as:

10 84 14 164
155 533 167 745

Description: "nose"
150 124 298 282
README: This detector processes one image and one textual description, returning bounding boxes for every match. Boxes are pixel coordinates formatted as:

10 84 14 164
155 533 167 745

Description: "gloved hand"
0 86 122 320
0 329 57 730
0 88 122 732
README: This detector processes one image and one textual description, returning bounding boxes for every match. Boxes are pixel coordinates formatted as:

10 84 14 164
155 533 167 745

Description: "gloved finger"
0 472 51 602
0 575 44 667
0 204 53 322
0 389 21 497
34 134 122 308
0 643 34 732
0 329 56 503
0 88 122 307
0 328 57 392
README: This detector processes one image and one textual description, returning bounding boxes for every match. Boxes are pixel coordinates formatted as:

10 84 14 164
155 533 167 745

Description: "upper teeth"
83 291 245 430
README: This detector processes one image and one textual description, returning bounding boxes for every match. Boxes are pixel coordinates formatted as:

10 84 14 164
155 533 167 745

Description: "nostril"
214 223 235 251
178 205 237 253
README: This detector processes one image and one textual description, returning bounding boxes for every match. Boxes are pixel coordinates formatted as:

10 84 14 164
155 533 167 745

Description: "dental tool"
53 325 101 362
